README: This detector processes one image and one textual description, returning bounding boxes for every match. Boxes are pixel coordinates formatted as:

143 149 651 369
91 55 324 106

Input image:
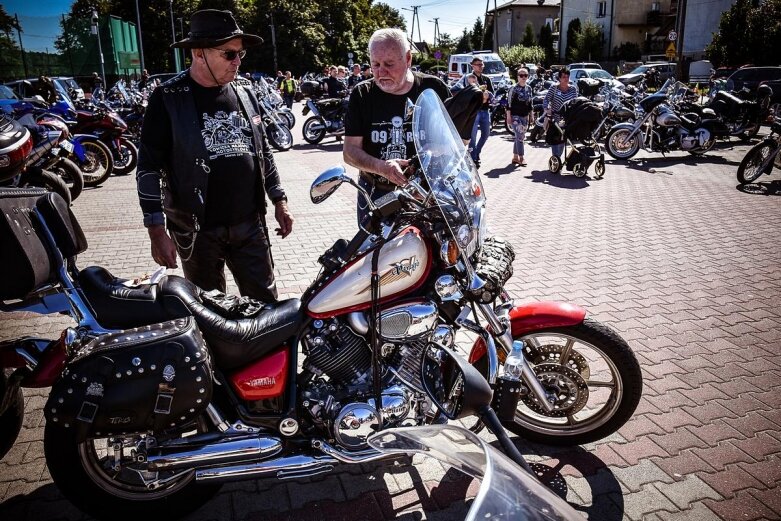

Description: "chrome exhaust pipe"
195 454 339 483
147 436 282 471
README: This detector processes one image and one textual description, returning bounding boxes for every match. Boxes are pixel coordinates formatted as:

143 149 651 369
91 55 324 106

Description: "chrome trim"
206 404 231 433
346 311 369 335
379 301 438 340
434 275 462 302
195 454 338 482
312 439 392 464
147 436 283 471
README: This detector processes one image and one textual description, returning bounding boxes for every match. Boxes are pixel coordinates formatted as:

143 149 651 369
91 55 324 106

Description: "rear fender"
467 302 587 364
0 337 66 388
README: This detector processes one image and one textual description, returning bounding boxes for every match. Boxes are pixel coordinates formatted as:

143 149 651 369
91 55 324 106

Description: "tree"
0 5 23 80
438 32 456 54
522 22 535 47
537 23 555 65
565 18 580 62
482 17 494 49
455 28 471 54
470 17 484 51
571 19 603 61
706 0 781 67
498 44 545 75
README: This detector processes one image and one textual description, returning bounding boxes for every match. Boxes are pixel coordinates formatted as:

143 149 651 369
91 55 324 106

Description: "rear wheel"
737 139 778 184
112 138 139 175
78 138 114 187
25 168 72 205
302 117 326 144
44 423 222 521
52 157 84 201
266 122 293 151
548 155 562 173
594 159 605 178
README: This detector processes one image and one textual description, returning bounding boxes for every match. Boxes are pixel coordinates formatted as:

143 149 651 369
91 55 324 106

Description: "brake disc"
520 363 589 417
524 343 591 380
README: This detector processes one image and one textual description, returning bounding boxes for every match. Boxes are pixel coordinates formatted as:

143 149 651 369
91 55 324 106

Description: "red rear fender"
468 301 586 363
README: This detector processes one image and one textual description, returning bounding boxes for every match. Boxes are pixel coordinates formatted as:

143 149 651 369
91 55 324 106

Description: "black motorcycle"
678 84 772 142
301 96 348 144
737 115 781 184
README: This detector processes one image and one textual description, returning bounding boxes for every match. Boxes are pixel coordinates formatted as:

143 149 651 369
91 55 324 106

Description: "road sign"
668 30 677 41
665 42 677 60
434 50 442 60
347 52 354 58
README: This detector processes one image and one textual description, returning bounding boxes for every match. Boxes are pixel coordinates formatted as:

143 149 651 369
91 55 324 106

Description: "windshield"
589 70 613 80
115 80 130 102
483 61 506 74
413 89 487 259
369 426 581 520
52 81 75 110
0 85 18 100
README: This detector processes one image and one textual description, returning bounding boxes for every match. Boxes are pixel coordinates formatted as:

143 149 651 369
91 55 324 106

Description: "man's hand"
147 225 178 268
382 159 410 186
274 200 294 238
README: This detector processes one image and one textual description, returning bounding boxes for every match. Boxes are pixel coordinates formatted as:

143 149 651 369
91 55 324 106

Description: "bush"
498 44 546 73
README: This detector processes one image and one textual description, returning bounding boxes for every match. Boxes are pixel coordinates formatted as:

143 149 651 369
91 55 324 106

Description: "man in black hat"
136 9 293 302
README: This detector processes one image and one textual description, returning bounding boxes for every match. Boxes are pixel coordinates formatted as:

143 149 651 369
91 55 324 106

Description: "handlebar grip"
340 225 372 263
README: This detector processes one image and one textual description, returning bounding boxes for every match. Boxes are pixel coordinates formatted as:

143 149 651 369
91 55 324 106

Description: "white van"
448 52 510 85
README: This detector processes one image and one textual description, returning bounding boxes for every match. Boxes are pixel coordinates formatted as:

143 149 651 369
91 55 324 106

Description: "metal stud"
116 373 122 378
191 366 196 371
195 376 202 382
150 365 156 370
196 399 202 404
64 423 69 428
185 356 190 363
138 368 144 374
126 370 132 376
51 408 57 413
67 388 73 394
189 408 195 413
132 357 141 367
52 417 58 422
81 377 87 383
58 398 64 404
199 388 205 394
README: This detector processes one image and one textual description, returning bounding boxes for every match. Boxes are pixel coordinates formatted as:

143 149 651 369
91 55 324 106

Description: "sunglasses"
213 48 246 61
517 74 528 77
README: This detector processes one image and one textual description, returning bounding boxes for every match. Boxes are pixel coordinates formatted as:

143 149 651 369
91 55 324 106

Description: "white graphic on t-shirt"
201 110 253 159
370 116 417 161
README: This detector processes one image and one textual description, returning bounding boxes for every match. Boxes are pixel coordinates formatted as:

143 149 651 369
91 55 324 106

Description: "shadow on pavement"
608 152 741 176
736 180 781 195
484 164 521 178
525 169 590 189
294 141 343 153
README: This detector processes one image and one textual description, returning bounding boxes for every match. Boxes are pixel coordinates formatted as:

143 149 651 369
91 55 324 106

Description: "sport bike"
301 96 348 144
0 90 641 520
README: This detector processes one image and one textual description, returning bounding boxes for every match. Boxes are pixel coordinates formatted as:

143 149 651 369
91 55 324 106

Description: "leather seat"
79 267 306 371
680 113 702 129
715 90 745 107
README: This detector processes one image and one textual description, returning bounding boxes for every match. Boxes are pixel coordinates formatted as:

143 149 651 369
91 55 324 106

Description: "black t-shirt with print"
473 73 494 110
142 75 259 228
345 71 450 181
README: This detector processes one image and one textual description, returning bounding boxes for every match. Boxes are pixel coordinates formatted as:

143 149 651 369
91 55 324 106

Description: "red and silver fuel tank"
307 227 430 317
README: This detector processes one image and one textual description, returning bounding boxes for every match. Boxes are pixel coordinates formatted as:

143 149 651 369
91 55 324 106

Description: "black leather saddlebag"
45 317 213 441
0 188 86 301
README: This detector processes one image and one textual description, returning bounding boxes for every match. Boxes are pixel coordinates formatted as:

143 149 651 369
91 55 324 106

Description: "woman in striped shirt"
543 67 578 164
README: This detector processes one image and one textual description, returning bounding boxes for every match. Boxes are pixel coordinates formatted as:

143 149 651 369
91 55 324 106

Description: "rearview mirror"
310 165 350 204
421 344 493 420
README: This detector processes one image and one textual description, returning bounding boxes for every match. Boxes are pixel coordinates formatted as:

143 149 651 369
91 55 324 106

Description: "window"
651 2 661 12
597 1 607 18
451 63 458 72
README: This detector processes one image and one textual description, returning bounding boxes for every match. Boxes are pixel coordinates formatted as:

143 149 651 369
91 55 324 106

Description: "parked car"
568 62 602 70
617 63 676 86
726 66 781 93
569 68 623 90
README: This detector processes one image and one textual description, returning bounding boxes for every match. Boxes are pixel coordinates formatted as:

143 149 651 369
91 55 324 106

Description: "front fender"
467 301 587 364
609 122 638 136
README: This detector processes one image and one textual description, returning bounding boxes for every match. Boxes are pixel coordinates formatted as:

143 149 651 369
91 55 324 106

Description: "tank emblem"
163 365 176 382
247 377 276 388
86 382 104 397
360 256 420 293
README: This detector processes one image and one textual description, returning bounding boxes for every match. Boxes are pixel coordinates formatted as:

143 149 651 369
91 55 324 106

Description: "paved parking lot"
1 104 780 520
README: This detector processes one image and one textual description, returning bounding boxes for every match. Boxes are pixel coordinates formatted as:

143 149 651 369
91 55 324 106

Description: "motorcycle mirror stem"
478 405 535 476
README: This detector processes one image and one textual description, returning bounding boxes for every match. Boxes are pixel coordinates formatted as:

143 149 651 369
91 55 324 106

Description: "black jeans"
176 215 278 303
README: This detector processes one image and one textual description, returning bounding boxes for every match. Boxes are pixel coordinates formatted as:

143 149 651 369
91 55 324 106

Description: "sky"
4 0 491 52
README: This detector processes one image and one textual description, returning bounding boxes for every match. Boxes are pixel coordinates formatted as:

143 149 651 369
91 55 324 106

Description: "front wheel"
302 117 326 144
44 424 222 520
77 138 113 187
112 138 139 176
52 157 84 201
266 122 293 151
278 110 295 129
606 127 641 160
737 139 778 184
739 121 762 142
497 317 642 446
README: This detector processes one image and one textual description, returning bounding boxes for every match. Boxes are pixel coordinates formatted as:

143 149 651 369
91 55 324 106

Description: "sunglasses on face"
518 74 528 77
213 48 246 61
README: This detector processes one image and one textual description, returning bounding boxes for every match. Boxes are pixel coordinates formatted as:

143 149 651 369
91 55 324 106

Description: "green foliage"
537 23 555 65
0 5 22 80
706 0 781 67
437 32 456 53
522 22 535 47
470 18 483 51
498 44 545 74
571 19 603 61
565 18 580 61
482 18 494 49
455 28 471 54
613 41 641 61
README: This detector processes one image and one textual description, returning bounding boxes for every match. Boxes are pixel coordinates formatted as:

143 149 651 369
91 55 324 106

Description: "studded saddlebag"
45 317 213 441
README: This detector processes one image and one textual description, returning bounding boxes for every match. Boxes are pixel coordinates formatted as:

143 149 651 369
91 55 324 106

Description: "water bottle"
503 340 525 381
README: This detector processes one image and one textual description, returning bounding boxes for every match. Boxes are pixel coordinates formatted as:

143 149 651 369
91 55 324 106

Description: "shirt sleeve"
344 85 365 137
543 87 554 111
136 88 172 227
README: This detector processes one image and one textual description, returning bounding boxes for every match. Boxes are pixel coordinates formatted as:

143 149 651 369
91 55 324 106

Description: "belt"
359 172 397 191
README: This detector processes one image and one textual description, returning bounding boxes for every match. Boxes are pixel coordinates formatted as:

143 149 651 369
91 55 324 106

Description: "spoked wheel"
548 155 562 173
77 139 114 187
573 163 587 178
44 423 221 520
737 139 778 184
112 138 139 175
739 122 762 142
594 159 605 178
278 110 295 129
51 157 84 201
266 122 293 151
688 135 716 156
606 127 640 160
302 117 327 144
502 318 642 445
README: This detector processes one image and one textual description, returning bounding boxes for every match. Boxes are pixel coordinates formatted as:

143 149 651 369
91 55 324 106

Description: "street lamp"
91 10 107 91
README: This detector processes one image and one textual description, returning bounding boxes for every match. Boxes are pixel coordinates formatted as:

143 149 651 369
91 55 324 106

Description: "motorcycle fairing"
467 301 586 363
230 346 290 401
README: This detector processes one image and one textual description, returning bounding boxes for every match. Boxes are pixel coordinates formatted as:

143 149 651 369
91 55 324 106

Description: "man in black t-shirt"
323 66 346 98
344 28 450 222
136 10 293 302
347 64 364 90
467 56 494 168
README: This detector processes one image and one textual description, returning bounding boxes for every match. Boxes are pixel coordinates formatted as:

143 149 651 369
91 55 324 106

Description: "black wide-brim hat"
171 9 263 49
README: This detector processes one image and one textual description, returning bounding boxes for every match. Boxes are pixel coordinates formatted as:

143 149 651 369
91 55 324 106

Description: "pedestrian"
347 63 363 90
91 72 104 99
323 65 346 97
275 70 284 89
136 9 294 302
138 69 150 90
343 27 450 222
506 67 533 166
279 70 297 108
337 66 347 80
361 64 372 79
467 56 494 169
543 66 578 168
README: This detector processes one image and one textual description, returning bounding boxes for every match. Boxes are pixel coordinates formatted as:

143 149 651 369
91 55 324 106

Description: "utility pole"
429 18 440 47
91 11 106 90
493 0 498 51
135 0 145 72
178 18 185 70
169 0 180 72
269 12 278 74
14 14 28 78
675 0 688 81
402 6 421 43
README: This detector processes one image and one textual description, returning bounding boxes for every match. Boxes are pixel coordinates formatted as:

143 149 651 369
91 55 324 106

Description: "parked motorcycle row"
1 89 640 520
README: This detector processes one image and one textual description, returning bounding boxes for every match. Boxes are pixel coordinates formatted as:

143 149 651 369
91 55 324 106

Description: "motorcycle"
301 95 348 144
0 90 641 519
736 115 781 184
605 80 719 159
679 84 772 142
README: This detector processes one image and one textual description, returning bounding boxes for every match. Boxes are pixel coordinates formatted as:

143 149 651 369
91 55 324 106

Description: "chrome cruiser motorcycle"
0 90 641 520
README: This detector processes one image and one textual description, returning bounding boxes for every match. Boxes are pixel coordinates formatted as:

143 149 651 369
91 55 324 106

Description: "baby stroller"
548 97 606 178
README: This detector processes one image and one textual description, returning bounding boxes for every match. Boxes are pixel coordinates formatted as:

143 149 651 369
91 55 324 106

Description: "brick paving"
1 102 780 520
